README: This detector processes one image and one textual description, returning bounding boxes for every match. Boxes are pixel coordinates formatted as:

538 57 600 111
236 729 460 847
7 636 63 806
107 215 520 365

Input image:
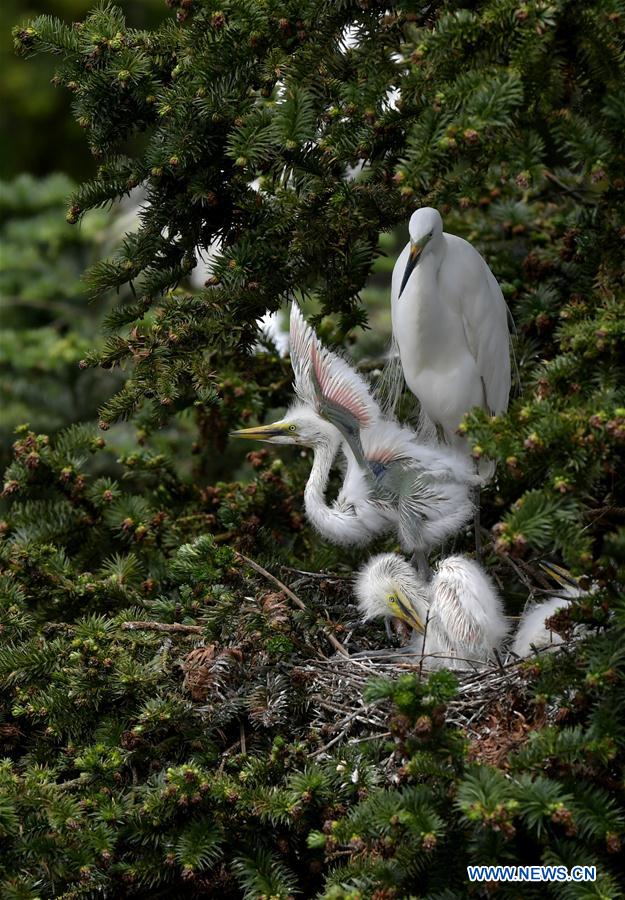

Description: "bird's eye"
288 424 297 432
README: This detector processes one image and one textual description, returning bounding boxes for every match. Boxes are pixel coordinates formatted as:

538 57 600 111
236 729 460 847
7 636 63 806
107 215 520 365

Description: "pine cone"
180 645 217 700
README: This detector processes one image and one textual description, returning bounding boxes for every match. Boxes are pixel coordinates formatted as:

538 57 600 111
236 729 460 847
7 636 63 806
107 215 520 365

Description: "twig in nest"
349 732 392 744
493 647 506 675
281 565 349 581
236 552 349 658
312 729 350 757
419 609 432 680
496 551 534 590
121 621 203 634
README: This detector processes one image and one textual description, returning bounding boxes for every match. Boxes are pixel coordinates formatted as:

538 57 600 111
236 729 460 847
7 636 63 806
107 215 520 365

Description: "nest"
293 638 583 764
173 557 583 768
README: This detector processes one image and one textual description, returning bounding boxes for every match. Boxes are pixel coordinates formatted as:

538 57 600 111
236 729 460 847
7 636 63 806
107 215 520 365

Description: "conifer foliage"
0 174 116 466
4 0 625 896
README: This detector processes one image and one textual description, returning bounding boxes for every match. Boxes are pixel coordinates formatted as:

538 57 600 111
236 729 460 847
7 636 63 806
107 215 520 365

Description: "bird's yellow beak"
539 561 580 590
229 420 292 441
389 587 425 633
398 241 425 298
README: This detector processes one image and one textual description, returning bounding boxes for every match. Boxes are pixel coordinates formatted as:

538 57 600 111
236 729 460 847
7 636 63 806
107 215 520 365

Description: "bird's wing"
461 263 511 415
309 338 381 463
361 420 413 466
447 236 511 415
289 302 317 405
431 556 508 651
392 464 473 552
389 464 439 550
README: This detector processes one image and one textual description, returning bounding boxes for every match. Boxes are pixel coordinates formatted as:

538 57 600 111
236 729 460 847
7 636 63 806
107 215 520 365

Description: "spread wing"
386 462 473 553
309 337 381 464
289 302 317 405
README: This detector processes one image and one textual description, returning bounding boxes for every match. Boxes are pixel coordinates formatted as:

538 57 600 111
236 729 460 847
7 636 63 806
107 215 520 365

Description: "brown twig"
543 170 588 202
121 621 203 634
493 647 507 675
281 565 349 581
584 506 625 520
349 732 392 744
236 552 349 658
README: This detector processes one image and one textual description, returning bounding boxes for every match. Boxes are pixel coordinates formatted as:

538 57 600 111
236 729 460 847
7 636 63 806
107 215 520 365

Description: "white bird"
231 401 394 546
391 207 511 448
511 597 572 658
231 305 477 566
356 552 509 670
512 562 586 658
255 309 290 357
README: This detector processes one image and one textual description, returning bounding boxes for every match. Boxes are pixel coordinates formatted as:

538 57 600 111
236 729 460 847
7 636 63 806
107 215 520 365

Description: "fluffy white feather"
286 305 477 554
512 596 571 658
356 552 509 670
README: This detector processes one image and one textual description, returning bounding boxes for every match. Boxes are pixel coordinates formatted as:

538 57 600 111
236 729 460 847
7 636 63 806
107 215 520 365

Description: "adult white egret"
512 562 585 658
391 207 511 556
355 552 509 670
391 207 511 446
231 305 477 568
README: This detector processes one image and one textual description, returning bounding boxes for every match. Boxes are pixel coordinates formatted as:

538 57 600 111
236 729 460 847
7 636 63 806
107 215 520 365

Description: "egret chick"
512 562 586 658
356 552 509 670
232 305 477 565
231 403 394 547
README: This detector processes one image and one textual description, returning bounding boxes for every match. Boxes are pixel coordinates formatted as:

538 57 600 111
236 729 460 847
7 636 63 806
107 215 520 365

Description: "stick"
349 732 392 744
280 565 349 581
121 621 203 634
584 506 625 519
236 552 306 609
543 170 587 202
418 609 432 680
492 647 507 675
236 552 349 658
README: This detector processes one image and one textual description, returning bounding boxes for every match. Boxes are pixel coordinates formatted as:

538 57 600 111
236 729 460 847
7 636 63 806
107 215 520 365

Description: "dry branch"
236 552 350 658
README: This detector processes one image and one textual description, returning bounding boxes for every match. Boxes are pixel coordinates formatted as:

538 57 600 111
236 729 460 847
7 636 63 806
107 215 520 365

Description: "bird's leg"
410 550 431 579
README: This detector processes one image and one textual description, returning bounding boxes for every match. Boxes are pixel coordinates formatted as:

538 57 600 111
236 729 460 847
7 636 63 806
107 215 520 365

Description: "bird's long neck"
396 239 451 369
304 435 370 545
306 438 338 496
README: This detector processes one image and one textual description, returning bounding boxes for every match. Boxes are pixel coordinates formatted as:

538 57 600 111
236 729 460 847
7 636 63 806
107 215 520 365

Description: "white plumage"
256 310 290 357
231 304 477 559
512 562 590 658
511 597 572 658
391 207 511 448
356 552 509 670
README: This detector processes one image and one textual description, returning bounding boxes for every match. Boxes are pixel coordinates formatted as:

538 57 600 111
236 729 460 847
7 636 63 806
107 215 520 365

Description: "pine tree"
0 174 119 468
